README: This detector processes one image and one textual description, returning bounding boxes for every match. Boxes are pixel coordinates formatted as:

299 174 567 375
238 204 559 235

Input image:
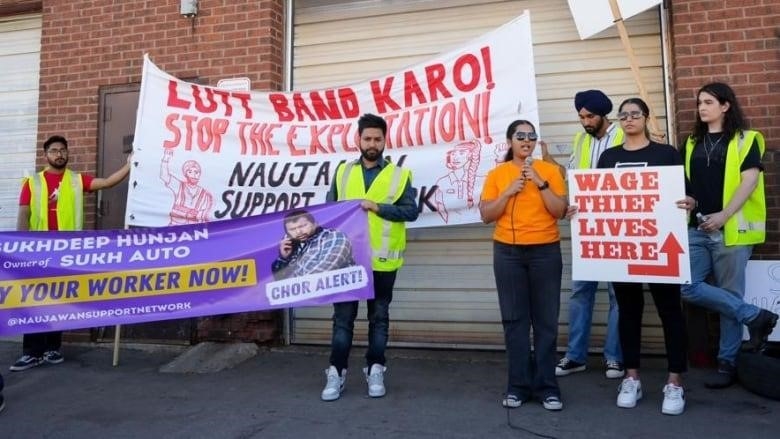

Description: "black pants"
613 282 687 373
493 241 562 400
22 331 62 357
329 270 396 373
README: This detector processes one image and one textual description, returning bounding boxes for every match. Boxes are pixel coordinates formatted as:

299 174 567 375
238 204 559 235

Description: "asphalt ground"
0 341 777 438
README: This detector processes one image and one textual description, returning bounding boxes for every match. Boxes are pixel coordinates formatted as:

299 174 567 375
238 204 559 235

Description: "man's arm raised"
91 154 132 191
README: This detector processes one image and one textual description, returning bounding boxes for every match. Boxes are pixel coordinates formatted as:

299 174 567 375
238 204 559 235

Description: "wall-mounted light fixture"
180 0 198 18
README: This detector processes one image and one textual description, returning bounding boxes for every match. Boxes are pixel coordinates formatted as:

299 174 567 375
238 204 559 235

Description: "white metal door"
0 14 41 231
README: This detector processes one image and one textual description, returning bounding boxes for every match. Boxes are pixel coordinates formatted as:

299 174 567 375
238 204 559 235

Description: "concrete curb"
158 341 259 373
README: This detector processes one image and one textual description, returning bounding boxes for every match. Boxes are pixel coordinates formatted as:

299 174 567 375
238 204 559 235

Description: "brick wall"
669 0 780 257
32 0 286 345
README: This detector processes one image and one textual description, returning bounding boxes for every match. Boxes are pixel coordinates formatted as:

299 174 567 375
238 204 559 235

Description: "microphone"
524 156 533 180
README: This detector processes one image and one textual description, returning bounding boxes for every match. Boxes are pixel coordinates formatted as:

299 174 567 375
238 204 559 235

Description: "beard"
583 117 605 136
47 157 68 170
361 148 382 162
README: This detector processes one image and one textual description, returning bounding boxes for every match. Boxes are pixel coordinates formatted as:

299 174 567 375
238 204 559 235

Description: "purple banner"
0 201 373 335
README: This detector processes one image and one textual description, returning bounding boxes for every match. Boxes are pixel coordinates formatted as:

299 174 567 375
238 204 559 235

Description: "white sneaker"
617 377 642 408
661 384 685 415
364 364 387 398
321 366 345 401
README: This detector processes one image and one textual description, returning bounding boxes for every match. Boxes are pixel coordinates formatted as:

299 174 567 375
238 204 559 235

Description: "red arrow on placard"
627 233 684 277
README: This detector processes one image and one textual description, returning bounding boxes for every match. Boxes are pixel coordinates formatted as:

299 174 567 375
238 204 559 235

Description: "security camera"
181 0 198 17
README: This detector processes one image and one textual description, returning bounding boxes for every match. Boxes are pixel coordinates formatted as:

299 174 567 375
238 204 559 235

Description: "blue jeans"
564 281 622 363
329 270 396 373
680 228 759 364
493 241 562 400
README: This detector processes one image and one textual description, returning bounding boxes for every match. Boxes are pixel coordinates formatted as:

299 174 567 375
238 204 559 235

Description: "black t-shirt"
597 141 683 168
681 132 762 227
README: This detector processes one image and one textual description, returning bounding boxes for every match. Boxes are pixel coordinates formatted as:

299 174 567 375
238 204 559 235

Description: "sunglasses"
617 111 645 121
514 132 538 141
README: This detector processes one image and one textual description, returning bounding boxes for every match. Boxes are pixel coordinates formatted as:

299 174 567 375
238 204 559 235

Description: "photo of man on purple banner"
271 210 356 280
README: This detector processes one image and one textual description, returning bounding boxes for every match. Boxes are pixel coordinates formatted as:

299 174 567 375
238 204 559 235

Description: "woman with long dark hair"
596 97 688 415
677 82 777 390
479 120 567 411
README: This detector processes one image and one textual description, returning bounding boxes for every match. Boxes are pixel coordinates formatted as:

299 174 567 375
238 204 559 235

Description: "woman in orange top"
480 119 567 411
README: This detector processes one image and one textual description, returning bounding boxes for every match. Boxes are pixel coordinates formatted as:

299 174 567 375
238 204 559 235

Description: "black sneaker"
542 395 563 411
704 360 736 389
605 360 625 379
43 350 64 365
744 309 779 352
10 355 43 372
502 393 522 408
555 357 586 376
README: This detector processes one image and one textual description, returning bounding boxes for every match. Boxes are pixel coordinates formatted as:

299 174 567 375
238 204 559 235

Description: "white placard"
569 166 690 284
567 0 663 39
744 261 780 341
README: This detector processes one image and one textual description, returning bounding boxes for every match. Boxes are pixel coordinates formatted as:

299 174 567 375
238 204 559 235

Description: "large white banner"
568 166 691 284
127 13 539 228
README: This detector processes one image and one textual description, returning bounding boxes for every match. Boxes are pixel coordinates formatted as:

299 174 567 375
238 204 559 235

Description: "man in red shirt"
10 135 131 372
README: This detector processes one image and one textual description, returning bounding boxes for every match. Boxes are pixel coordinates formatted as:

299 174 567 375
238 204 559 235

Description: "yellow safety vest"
571 127 625 169
684 130 765 246
27 169 84 231
335 160 411 271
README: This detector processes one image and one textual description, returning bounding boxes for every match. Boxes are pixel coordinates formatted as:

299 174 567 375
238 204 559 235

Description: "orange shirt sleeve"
480 168 500 201
541 163 566 197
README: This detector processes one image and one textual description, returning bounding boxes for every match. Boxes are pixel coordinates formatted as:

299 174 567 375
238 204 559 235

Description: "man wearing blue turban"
554 89 626 380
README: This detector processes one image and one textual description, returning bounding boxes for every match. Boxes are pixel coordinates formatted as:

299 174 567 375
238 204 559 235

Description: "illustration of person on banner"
434 139 484 223
160 148 214 224
271 209 356 280
10 135 131 372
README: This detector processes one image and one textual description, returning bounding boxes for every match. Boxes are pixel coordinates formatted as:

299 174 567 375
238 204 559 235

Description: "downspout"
283 0 294 345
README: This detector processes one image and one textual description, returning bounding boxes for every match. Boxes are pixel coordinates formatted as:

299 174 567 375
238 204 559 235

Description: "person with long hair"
595 98 688 415
434 139 482 223
479 120 567 411
676 82 778 389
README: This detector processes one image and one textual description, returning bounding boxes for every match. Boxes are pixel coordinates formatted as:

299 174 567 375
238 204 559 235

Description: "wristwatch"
537 181 549 191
